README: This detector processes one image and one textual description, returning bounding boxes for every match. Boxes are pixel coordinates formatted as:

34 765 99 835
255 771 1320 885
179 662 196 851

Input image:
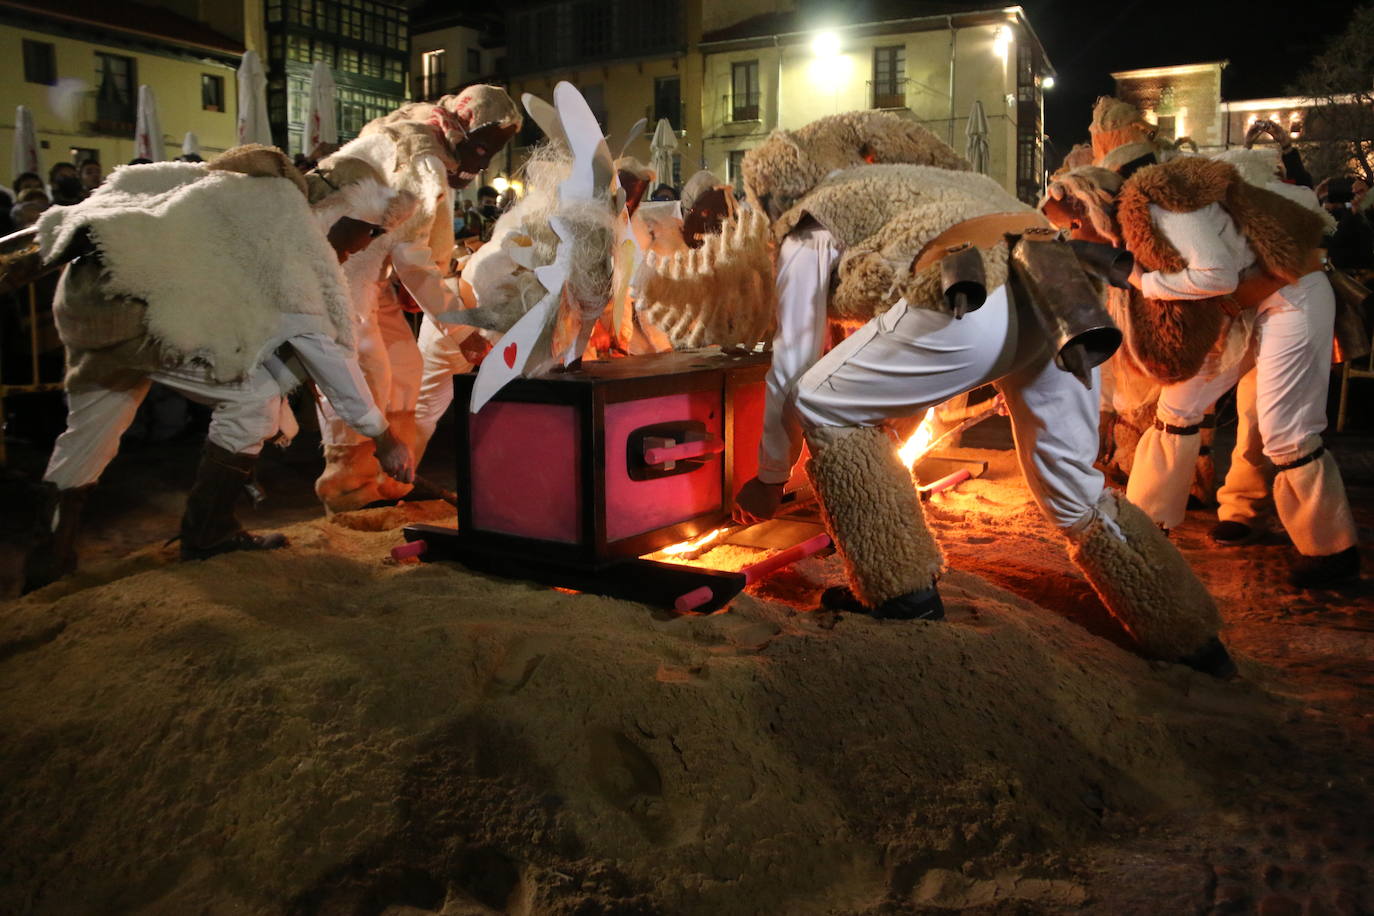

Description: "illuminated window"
655 76 681 130
94 52 136 127
23 40 55 86
422 49 446 99
201 74 224 112
731 60 759 121
728 149 746 190
872 46 905 109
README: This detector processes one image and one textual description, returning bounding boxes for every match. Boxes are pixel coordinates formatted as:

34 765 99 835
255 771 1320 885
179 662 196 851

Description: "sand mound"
0 490 1301 915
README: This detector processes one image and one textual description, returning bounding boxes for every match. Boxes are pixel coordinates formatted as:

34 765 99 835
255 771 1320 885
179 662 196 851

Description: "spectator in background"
1245 118 1313 188
48 161 78 191
650 184 678 201
177 153 204 163
127 158 152 166
11 188 50 228
1320 176 1374 273
460 184 500 243
49 174 85 206
13 171 44 197
78 159 103 193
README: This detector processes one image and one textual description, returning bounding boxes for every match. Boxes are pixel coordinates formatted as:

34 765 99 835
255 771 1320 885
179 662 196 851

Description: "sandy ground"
0 409 1371 914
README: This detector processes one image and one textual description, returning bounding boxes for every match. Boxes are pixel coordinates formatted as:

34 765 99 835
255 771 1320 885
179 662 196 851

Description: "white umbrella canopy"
11 104 40 180
649 117 678 189
134 85 164 161
182 131 200 157
966 99 990 175
236 50 273 147
302 60 338 156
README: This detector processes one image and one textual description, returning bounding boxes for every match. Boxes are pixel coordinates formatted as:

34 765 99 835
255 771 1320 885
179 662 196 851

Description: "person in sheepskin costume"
21 145 418 592
1045 139 1358 588
312 85 521 511
730 110 1235 677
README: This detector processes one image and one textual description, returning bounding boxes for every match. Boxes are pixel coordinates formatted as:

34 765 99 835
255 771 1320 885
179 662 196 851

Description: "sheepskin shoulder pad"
776 164 1026 247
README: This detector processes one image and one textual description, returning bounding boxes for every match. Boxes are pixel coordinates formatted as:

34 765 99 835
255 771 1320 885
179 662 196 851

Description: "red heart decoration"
503 342 518 368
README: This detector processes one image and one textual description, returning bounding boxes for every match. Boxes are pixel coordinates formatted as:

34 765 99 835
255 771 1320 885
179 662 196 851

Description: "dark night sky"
1022 0 1365 156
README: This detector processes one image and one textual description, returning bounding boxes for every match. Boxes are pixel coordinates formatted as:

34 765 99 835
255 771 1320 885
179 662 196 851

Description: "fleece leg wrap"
1125 421 1201 531
1066 490 1222 662
805 425 943 608
1273 447 1358 557
316 443 385 512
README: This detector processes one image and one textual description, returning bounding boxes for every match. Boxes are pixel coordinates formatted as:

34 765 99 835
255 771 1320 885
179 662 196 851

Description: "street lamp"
1041 75 1056 90
811 30 840 58
993 25 1012 60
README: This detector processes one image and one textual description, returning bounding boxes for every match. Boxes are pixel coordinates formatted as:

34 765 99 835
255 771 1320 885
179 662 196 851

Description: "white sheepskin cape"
37 161 353 383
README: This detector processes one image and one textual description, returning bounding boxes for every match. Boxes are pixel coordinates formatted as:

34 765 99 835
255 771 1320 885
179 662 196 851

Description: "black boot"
21 482 93 593
1177 636 1239 680
820 584 945 621
180 444 288 561
1209 520 1258 547
1289 546 1361 589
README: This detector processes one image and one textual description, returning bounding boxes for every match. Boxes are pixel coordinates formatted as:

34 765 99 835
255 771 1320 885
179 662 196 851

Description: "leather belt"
912 211 1053 273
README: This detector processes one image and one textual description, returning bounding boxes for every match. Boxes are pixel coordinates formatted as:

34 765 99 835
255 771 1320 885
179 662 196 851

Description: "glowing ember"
898 411 939 469
661 527 729 556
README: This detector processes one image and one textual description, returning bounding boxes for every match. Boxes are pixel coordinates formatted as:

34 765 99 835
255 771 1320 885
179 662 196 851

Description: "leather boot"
21 482 93 593
180 443 287 560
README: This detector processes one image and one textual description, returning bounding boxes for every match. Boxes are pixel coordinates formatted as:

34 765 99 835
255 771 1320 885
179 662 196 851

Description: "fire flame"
661 526 728 556
898 411 940 469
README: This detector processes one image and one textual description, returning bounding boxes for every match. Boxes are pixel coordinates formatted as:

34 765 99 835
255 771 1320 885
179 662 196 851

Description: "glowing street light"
1041 75 1056 90
491 175 510 193
811 30 840 57
993 25 1012 60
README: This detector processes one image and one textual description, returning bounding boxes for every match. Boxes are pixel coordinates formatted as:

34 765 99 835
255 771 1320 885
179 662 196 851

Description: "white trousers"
413 315 473 462
44 363 285 490
318 293 423 447
1127 272 1357 554
791 285 1105 530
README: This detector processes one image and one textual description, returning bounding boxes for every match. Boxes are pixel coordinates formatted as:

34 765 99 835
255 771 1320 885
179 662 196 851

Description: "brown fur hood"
1115 156 1326 384
1119 156 1326 279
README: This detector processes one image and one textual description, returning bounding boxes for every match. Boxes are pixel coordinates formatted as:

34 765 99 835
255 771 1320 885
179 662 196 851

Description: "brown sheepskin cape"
1117 156 1327 383
777 165 1031 322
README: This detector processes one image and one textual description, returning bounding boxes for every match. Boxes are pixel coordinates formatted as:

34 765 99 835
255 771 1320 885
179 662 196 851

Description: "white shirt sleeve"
289 333 388 438
757 224 838 485
1139 203 1249 300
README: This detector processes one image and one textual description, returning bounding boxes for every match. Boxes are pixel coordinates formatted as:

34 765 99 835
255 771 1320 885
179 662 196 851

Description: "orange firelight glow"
898 411 940 469
661 526 729 556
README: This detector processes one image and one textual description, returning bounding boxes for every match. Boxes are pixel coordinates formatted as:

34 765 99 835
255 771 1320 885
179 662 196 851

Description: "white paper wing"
468 291 558 413
554 81 612 203
617 117 648 159
521 93 567 147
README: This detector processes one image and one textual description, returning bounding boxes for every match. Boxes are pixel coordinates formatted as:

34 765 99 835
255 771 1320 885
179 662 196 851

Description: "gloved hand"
373 428 416 484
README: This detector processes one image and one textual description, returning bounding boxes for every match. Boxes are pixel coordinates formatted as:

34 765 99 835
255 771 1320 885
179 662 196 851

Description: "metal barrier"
0 283 66 465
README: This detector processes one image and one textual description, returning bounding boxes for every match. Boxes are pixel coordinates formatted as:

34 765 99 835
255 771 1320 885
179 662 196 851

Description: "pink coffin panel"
604 391 722 542
729 380 765 496
469 401 582 543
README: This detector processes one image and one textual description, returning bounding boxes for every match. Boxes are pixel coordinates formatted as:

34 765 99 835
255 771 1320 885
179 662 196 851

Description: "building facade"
700 5 1053 203
263 0 408 155
410 7 505 102
1111 62 1229 150
1113 61 1331 155
0 0 242 181
499 0 698 189
491 1 1053 205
